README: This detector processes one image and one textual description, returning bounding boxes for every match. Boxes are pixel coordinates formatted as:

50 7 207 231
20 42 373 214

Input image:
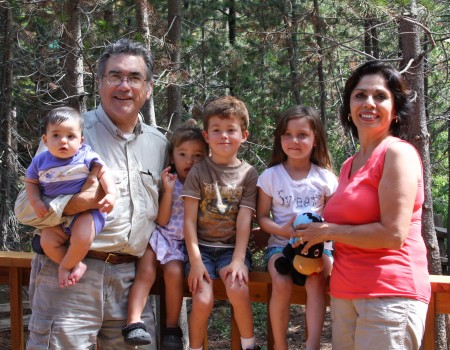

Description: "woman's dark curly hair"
340 60 412 139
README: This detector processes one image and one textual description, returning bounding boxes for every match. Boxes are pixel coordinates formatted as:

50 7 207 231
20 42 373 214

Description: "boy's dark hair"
202 96 249 132
169 119 208 156
97 38 154 82
340 60 412 139
44 106 84 133
270 105 333 171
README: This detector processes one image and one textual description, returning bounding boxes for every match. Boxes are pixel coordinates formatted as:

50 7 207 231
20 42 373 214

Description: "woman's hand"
292 222 330 254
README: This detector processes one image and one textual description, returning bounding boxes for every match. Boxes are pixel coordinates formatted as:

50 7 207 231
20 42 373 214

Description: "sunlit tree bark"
135 0 157 126
167 0 182 129
0 3 20 249
61 0 86 112
399 2 446 347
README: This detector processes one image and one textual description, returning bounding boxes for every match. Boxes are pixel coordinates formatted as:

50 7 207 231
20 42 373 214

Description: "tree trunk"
0 4 20 249
447 112 450 270
228 0 236 96
167 0 182 130
364 16 371 56
135 0 156 126
312 0 326 127
364 14 379 59
370 23 379 59
399 0 441 278
61 0 86 112
281 1 301 105
399 2 446 348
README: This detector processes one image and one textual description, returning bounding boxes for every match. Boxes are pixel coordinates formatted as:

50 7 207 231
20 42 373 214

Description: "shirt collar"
96 104 144 139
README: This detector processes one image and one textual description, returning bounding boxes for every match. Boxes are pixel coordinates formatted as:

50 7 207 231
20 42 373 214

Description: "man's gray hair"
97 38 154 81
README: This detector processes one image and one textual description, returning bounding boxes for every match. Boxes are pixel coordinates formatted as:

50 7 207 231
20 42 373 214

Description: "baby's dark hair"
169 119 208 155
44 106 84 133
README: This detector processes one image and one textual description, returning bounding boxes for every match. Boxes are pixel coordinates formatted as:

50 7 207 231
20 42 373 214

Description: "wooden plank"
230 308 240 350
435 226 446 237
424 291 436 350
435 293 450 314
10 266 24 350
0 267 31 286
0 252 34 268
0 252 32 350
430 274 450 292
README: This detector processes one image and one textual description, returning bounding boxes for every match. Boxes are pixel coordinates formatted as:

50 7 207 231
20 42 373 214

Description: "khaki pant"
26 254 157 350
331 296 428 350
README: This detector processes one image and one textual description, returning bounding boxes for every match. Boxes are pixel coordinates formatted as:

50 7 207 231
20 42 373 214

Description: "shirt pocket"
139 170 159 210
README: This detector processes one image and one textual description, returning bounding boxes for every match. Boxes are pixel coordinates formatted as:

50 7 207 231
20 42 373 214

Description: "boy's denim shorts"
185 245 253 279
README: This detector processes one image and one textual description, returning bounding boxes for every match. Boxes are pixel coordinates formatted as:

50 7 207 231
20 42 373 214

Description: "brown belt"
86 250 138 264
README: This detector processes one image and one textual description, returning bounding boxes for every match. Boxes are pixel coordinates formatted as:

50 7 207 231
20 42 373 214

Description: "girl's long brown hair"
269 106 333 171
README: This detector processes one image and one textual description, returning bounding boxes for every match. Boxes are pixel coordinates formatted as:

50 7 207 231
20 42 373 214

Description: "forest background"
0 0 449 347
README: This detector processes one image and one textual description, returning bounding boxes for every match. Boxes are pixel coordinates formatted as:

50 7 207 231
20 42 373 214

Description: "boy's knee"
193 294 214 312
226 284 250 303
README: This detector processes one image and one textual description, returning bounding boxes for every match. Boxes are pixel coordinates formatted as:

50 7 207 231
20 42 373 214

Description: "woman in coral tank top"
293 61 430 350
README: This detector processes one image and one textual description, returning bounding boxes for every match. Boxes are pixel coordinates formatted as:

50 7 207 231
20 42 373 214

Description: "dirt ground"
0 309 331 350
207 301 332 349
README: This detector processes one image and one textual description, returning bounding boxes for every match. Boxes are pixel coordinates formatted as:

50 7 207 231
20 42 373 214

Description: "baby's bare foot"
67 261 87 285
58 266 73 288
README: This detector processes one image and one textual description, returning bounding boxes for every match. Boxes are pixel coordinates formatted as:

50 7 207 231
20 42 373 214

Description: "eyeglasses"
103 73 148 89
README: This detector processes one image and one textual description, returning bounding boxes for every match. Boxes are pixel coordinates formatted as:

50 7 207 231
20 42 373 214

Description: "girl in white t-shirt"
256 106 337 350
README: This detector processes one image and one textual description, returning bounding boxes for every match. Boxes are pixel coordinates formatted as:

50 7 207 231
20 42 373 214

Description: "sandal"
122 322 152 346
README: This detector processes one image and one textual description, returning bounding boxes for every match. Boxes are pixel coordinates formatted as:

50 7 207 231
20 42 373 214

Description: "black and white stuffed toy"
274 212 324 286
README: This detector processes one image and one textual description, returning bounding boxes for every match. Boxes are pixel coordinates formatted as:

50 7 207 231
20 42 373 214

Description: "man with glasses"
15 38 168 349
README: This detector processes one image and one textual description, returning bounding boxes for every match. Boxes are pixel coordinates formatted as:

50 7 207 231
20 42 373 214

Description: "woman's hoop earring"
348 114 352 122
395 116 399 123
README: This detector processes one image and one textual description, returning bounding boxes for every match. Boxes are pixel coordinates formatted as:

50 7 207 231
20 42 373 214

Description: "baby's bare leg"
40 226 69 264
59 211 95 287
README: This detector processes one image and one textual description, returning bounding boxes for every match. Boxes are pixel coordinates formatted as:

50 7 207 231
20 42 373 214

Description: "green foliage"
432 174 448 225
3 0 450 248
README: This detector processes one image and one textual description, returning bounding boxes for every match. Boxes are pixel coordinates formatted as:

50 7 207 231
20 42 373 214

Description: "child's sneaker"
162 326 183 350
122 322 151 346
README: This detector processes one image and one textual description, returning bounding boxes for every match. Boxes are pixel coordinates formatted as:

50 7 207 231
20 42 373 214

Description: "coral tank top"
323 138 430 303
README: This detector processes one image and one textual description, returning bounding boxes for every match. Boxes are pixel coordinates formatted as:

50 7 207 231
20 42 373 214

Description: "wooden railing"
0 251 32 350
1 251 449 350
